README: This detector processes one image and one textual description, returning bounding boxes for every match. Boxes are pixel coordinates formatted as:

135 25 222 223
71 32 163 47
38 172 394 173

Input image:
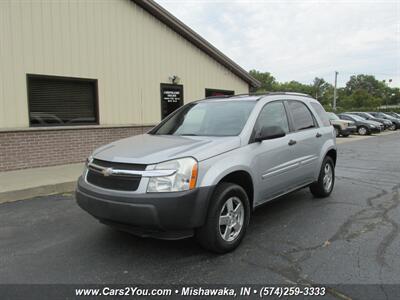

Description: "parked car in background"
76 93 337 253
345 112 393 130
386 112 400 119
327 112 356 137
338 113 383 135
368 112 400 130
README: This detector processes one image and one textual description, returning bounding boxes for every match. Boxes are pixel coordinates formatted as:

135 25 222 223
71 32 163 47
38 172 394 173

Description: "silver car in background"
76 93 337 253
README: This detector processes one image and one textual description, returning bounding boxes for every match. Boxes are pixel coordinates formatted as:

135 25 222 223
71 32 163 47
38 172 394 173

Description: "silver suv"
76 93 337 253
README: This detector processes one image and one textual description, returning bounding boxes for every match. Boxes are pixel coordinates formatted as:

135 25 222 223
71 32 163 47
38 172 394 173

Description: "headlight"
369 125 375 128
147 157 198 193
85 155 93 167
84 155 93 172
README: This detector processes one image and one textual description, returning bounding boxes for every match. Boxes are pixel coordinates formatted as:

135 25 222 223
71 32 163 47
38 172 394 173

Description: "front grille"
86 159 146 191
92 159 146 171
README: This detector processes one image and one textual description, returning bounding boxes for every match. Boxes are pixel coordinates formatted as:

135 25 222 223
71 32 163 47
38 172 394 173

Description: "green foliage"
250 70 398 110
249 70 276 92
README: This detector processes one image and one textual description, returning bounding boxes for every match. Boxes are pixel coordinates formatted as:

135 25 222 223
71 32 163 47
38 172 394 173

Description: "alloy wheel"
358 127 367 135
323 163 333 192
219 197 244 242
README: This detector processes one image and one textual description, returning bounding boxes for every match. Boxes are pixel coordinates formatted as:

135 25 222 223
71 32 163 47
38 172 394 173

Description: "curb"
0 181 77 204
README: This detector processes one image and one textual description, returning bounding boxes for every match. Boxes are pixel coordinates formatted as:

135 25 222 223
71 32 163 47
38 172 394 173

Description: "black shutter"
28 74 98 126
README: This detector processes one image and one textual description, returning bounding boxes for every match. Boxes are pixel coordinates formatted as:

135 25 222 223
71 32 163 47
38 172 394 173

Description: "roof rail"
231 92 314 98
202 92 314 102
204 95 232 99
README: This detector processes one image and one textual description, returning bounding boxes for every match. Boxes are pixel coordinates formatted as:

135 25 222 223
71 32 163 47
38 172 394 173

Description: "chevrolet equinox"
76 93 337 253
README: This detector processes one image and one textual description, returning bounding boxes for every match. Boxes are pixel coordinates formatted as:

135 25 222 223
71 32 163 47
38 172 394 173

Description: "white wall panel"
0 0 249 128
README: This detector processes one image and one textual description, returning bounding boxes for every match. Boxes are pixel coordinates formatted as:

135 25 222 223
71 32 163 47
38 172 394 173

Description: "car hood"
365 120 382 126
93 134 241 164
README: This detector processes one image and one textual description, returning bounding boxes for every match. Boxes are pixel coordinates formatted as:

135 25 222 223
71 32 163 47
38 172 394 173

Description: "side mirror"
255 126 286 142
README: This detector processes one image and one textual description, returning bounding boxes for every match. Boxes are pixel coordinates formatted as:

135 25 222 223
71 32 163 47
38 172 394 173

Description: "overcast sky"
156 0 400 88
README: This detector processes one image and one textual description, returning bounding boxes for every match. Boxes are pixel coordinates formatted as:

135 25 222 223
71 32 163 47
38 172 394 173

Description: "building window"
205 88 234 98
27 74 98 127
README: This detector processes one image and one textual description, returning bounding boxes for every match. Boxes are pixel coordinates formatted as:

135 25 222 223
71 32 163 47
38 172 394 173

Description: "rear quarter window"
310 102 331 127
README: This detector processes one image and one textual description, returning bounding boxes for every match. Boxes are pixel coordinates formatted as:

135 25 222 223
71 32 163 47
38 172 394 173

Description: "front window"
363 113 375 119
151 101 256 136
327 112 340 120
348 114 364 121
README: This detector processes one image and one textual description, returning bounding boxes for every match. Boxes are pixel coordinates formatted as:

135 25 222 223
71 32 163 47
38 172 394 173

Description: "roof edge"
131 0 261 88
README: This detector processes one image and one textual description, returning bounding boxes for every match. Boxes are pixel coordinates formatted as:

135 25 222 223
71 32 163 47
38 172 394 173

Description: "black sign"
160 84 183 119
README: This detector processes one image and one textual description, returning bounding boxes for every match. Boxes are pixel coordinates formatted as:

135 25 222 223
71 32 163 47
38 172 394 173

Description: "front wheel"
310 156 335 198
357 126 368 135
196 183 250 253
389 124 396 131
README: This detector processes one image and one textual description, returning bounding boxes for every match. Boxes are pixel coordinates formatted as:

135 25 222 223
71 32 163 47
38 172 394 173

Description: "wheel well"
326 149 337 166
219 171 254 208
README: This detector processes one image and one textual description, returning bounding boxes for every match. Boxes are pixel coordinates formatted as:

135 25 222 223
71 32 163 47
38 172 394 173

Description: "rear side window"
310 102 331 127
287 101 316 131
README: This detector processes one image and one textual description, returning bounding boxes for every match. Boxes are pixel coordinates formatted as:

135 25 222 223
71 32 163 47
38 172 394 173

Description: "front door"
160 83 183 119
249 101 298 203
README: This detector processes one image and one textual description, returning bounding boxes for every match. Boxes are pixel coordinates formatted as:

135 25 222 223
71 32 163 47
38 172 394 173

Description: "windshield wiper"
179 133 199 136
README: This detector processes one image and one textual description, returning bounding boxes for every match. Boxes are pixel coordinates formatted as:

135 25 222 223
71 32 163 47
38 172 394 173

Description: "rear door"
284 100 321 187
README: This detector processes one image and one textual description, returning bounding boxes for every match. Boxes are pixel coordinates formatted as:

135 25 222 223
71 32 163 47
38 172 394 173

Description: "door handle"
288 139 297 146
316 132 322 138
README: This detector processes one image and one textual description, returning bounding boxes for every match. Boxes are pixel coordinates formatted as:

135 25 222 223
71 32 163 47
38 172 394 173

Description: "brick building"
0 0 259 171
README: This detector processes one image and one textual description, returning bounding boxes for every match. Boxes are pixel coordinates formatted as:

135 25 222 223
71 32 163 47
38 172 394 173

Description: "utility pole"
333 71 338 111
387 79 392 108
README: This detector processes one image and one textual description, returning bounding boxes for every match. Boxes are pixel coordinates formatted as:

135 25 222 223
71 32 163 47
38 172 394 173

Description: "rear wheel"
310 156 335 198
358 126 368 135
196 183 250 253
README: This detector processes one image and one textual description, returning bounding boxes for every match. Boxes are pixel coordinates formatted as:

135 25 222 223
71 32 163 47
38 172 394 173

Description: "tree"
311 77 333 104
345 74 386 98
248 70 395 110
249 70 276 92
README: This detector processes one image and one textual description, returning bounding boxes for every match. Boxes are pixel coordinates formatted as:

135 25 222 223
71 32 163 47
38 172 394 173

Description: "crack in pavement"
244 176 400 296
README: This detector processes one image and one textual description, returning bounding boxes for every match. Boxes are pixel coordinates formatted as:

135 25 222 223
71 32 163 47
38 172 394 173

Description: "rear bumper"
76 177 215 239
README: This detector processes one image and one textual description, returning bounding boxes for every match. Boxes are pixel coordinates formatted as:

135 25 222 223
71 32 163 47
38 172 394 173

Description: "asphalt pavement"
1 132 399 299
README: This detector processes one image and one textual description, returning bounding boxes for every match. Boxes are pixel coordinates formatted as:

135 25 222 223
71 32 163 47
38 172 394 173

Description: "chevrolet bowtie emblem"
102 168 113 177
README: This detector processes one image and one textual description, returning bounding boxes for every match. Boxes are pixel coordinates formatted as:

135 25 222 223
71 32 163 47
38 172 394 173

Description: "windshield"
382 113 395 119
363 112 375 119
327 112 339 120
347 114 364 121
151 101 256 136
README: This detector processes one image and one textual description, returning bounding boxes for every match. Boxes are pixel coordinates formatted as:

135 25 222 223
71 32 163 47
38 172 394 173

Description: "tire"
389 124 396 131
310 156 335 198
196 183 250 253
357 126 368 135
342 133 350 137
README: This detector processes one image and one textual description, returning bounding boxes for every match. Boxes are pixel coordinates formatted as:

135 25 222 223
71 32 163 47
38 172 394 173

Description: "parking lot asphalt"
1 132 399 298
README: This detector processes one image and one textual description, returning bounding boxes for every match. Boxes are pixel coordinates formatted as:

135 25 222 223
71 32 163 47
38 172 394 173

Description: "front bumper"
340 126 356 134
369 126 381 133
76 177 215 239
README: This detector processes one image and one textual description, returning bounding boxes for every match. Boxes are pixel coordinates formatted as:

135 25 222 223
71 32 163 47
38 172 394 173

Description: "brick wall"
0 126 154 172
